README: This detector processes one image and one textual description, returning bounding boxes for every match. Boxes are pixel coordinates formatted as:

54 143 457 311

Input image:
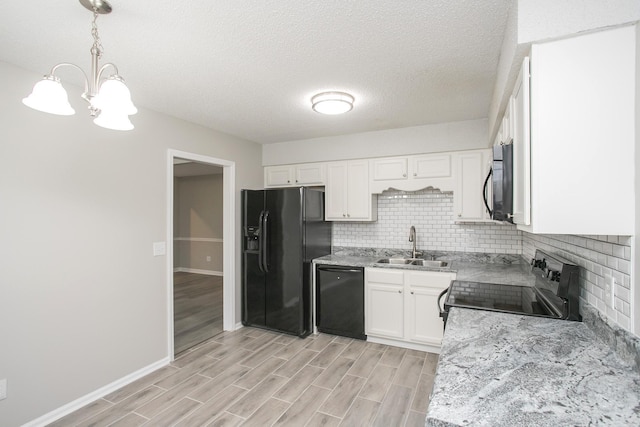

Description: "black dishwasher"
316 265 366 340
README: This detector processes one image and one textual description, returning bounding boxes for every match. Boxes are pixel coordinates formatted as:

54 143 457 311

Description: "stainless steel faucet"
409 226 418 259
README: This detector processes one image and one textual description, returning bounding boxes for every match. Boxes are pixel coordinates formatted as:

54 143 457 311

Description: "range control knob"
531 259 546 269
546 269 561 282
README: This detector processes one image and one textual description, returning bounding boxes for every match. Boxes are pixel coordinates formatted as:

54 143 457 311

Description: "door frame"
167 149 236 360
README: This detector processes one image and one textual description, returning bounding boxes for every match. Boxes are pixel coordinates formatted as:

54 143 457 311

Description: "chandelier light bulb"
22 77 75 116
92 76 138 115
93 110 134 131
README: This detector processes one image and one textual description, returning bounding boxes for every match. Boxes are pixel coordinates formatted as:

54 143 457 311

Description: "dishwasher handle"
317 267 363 274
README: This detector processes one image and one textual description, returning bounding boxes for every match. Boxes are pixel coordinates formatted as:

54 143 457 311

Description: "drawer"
406 271 456 289
366 268 404 285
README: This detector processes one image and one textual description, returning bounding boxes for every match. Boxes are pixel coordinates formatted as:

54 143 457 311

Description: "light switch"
153 242 166 256
0 379 7 400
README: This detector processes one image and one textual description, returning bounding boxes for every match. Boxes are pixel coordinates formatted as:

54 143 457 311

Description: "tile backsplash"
332 189 522 254
522 233 632 331
332 189 634 333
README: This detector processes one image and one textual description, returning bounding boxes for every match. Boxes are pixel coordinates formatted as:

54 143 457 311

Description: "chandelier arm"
49 62 91 102
97 63 120 81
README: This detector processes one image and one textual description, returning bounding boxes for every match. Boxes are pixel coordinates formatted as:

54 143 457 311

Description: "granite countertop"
426 307 640 426
313 251 536 285
314 248 640 426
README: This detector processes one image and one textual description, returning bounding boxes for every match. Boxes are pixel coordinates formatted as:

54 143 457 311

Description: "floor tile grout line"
58 328 440 427
65 399 115 427
340 384 381 426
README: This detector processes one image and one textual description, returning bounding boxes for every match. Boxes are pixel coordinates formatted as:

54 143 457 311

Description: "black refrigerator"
242 188 331 337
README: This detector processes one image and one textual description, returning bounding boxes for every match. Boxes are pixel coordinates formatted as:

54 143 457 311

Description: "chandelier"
22 0 137 131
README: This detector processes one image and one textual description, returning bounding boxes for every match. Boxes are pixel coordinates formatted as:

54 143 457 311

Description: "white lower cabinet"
406 271 454 346
366 268 456 351
366 269 405 339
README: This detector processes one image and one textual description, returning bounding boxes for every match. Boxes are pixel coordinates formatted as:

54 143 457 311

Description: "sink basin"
411 260 448 267
375 258 449 268
376 258 414 265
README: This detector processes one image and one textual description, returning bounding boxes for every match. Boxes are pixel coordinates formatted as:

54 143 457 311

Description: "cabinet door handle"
287 180 290 183
342 213 346 217
398 290 402 294
403 173 406 177
347 213 350 218
413 173 417 177
295 179 298 183
411 291 414 294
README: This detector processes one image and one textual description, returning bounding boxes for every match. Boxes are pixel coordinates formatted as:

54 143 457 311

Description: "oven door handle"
437 287 449 319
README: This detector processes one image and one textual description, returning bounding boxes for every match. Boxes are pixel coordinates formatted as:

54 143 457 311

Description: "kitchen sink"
376 258 414 265
411 259 448 267
376 258 449 268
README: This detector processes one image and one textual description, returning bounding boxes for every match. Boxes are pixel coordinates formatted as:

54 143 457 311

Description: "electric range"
439 250 581 327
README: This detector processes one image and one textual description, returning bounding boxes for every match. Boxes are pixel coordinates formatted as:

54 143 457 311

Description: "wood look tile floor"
49 327 438 427
174 272 223 355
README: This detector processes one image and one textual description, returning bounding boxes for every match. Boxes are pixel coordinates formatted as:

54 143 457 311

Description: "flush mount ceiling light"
311 91 355 115
22 0 137 131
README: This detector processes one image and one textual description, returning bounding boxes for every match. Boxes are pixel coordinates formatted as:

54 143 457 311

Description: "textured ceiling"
0 0 511 144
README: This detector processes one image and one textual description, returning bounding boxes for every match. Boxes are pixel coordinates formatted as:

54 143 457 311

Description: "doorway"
167 150 236 359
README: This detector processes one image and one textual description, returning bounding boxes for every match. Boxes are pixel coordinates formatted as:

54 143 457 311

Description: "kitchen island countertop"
425 307 640 426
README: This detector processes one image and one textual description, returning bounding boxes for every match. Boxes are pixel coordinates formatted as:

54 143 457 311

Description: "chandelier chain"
91 8 104 59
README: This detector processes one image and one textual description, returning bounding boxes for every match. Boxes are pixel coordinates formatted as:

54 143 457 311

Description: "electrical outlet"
605 276 615 308
206 256 211 262
0 378 7 400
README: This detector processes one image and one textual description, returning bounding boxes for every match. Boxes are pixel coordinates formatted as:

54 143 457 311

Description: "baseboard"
367 336 441 354
173 267 223 276
23 356 171 427
235 322 244 330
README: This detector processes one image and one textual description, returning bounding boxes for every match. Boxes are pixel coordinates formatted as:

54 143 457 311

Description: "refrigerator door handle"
261 210 270 273
257 210 265 273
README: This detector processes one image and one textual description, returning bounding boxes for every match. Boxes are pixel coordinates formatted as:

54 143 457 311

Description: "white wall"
0 61 262 426
262 119 488 166
174 174 224 273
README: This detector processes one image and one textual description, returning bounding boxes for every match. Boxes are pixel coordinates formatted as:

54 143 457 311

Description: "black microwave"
483 144 513 222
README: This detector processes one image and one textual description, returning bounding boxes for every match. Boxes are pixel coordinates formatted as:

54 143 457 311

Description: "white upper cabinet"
326 160 377 221
370 153 455 193
264 163 325 187
371 158 408 181
264 165 294 187
453 149 492 222
295 163 325 185
519 26 635 235
493 122 503 147
501 97 514 144
512 58 531 227
410 154 452 179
